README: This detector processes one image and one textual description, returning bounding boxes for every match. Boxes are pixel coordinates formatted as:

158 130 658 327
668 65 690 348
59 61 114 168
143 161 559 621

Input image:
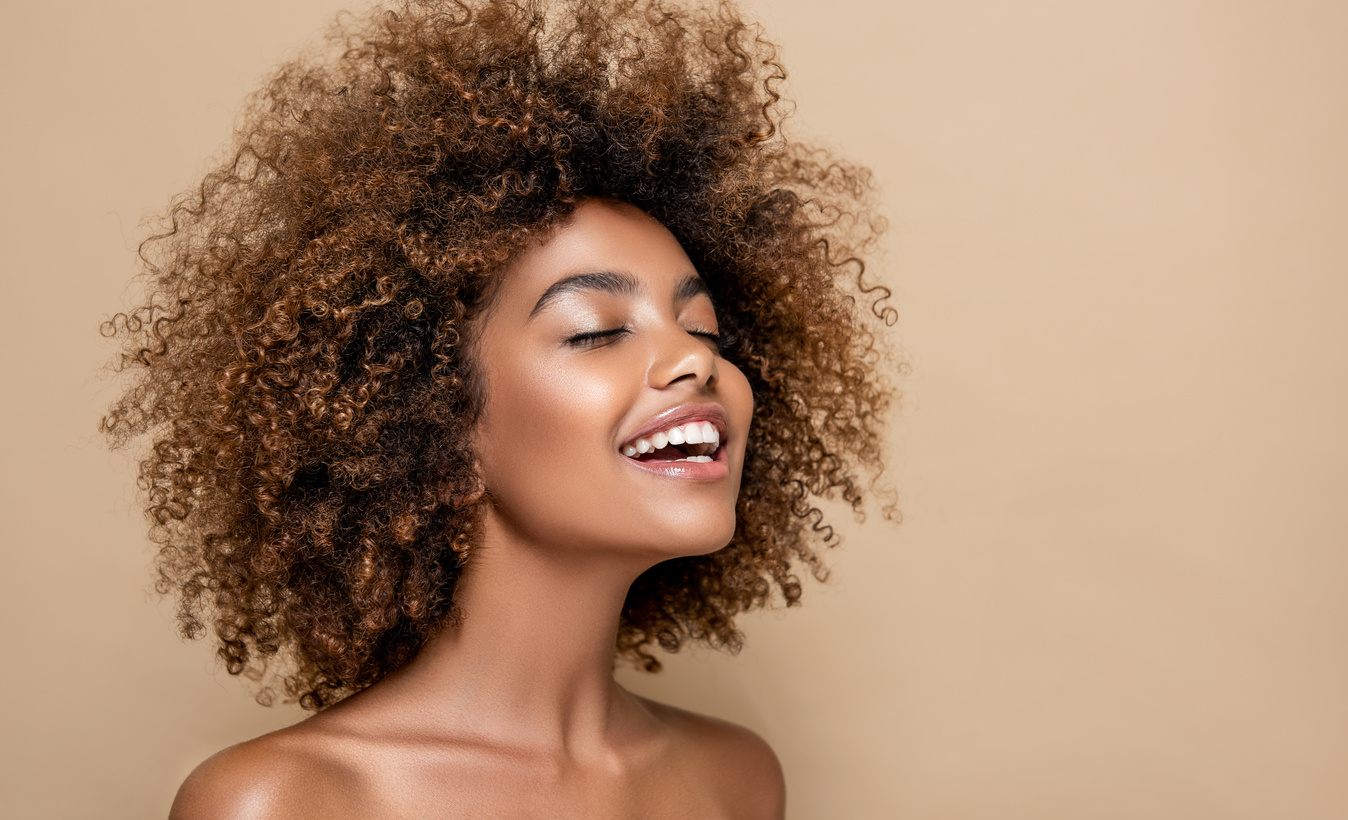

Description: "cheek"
732 362 754 414
721 361 755 445
491 358 618 446
474 354 627 511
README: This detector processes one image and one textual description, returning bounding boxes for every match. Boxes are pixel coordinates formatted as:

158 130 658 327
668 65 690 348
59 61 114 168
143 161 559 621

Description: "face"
469 200 754 561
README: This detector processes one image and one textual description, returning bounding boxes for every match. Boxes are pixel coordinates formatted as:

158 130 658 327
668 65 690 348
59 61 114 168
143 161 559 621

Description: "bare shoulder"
168 724 363 820
636 696 787 820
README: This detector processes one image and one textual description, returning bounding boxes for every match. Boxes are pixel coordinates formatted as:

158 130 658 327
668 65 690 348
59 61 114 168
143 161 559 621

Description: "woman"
103 0 895 815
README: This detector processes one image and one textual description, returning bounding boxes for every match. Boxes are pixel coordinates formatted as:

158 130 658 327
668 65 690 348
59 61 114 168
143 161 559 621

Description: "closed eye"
566 327 629 347
566 326 721 349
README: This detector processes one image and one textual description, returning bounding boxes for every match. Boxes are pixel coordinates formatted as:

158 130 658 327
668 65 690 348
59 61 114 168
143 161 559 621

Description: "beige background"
2 0 1345 817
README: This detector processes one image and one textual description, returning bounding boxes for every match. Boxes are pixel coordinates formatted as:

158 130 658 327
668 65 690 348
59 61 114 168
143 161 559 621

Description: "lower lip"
622 444 730 481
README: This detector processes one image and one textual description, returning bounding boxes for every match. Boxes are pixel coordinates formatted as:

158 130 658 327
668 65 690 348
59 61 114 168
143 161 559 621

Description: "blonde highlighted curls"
103 0 896 710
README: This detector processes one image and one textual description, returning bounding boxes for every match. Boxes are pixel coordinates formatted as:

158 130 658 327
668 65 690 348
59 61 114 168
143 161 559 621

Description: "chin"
643 512 739 559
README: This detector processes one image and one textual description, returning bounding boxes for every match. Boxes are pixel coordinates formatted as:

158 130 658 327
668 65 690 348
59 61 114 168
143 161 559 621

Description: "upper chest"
328 737 745 820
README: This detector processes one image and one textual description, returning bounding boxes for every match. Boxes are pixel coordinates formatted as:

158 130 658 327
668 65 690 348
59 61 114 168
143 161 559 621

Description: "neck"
387 512 655 754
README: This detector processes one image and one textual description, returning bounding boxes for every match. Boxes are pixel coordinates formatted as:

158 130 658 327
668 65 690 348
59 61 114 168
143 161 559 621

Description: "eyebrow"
528 270 710 319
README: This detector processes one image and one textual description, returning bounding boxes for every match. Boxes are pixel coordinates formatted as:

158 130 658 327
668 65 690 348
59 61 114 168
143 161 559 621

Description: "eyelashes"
566 327 629 347
565 326 722 349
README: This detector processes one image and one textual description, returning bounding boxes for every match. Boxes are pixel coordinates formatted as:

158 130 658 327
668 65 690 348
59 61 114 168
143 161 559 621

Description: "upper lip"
620 402 728 449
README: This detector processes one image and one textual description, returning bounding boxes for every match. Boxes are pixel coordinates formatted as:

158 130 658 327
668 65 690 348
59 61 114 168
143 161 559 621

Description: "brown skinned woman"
103 1 895 816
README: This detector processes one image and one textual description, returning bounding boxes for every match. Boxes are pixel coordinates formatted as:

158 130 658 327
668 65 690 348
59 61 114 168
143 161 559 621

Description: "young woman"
103 0 894 815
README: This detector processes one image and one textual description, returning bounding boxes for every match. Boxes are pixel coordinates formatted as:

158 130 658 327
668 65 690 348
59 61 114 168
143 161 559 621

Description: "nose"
645 325 718 390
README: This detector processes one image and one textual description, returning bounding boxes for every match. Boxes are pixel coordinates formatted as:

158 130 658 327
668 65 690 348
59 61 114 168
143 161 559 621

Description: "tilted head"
103 0 895 709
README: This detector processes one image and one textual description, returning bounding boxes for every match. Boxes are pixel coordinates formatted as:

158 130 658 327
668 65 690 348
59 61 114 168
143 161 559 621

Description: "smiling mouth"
621 420 722 463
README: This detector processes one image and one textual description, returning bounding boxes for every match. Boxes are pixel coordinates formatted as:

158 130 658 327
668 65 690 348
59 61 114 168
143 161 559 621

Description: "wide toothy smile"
621 420 722 463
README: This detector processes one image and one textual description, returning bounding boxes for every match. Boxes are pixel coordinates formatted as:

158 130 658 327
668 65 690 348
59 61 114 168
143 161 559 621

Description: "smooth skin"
169 200 783 819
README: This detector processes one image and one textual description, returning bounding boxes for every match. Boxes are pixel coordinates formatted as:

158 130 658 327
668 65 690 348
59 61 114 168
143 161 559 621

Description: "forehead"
491 200 701 315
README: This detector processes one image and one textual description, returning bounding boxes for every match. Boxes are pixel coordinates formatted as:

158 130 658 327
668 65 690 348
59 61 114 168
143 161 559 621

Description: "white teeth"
621 420 723 459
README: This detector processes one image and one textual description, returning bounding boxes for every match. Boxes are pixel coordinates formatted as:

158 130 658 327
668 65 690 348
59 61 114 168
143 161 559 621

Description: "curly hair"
103 0 896 710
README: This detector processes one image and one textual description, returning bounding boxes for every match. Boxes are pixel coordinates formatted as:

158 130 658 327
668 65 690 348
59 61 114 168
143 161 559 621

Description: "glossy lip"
618 402 731 482
623 438 730 481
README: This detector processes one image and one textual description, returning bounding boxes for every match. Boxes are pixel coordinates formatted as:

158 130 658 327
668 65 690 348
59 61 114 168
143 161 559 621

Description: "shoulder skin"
168 732 360 820
638 698 787 820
